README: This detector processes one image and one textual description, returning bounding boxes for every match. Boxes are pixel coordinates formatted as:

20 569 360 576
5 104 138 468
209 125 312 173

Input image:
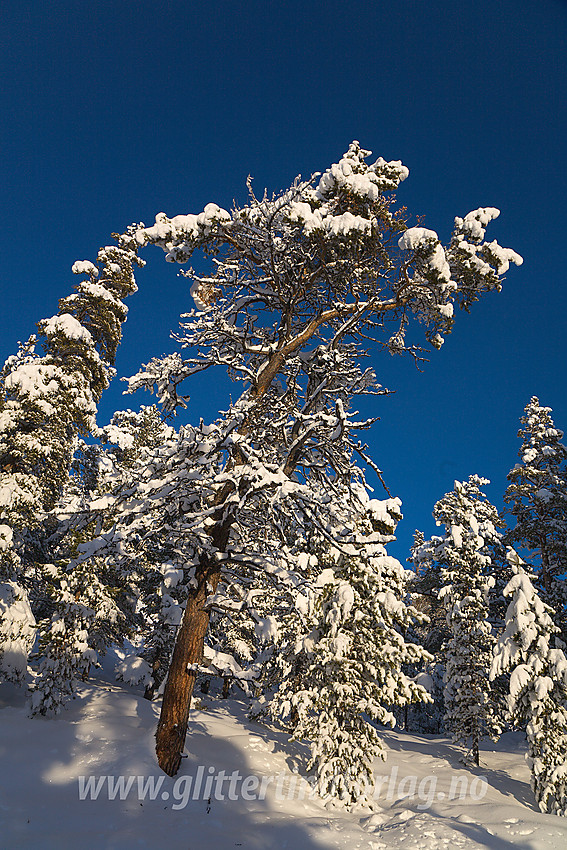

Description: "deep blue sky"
1 0 566 560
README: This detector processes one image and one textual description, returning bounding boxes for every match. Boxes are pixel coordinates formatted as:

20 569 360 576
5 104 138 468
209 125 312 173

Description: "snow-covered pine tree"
78 340 430 790
491 548 567 815
0 233 142 685
504 398 567 642
267 492 432 806
111 141 521 775
1 239 143 524
416 475 505 764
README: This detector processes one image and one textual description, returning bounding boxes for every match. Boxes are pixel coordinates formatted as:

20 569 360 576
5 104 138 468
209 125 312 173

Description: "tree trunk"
155 554 222 775
144 658 161 700
472 731 479 767
540 536 551 593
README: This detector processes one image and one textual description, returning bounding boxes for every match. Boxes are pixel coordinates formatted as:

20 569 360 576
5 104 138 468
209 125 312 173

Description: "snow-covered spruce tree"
504 398 567 642
491 548 567 815
404 532 448 733
410 516 512 735
266 493 432 806
30 405 177 713
0 234 142 685
0 562 36 685
409 530 450 656
99 405 176 482
415 476 505 764
30 557 127 714
67 404 173 504
27 419 142 712
119 141 521 775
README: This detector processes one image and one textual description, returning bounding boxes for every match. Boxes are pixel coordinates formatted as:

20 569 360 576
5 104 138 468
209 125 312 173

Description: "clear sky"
1 0 566 560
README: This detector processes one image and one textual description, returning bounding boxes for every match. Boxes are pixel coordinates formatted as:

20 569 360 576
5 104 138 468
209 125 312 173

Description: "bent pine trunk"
155 507 234 775
155 552 223 775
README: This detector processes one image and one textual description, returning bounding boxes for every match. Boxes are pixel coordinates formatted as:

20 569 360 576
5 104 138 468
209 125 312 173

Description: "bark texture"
155 477 237 774
155 554 222 775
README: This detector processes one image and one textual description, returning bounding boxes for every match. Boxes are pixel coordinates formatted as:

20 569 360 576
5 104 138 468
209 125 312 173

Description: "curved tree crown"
129 141 522 417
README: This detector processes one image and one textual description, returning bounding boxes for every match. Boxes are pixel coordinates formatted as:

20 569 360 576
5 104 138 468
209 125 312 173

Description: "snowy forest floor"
1 663 566 849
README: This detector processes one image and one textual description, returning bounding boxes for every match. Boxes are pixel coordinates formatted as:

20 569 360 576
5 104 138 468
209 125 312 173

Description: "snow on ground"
1 671 566 849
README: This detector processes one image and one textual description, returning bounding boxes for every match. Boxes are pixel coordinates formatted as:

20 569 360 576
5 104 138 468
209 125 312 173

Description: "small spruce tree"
269 494 432 806
491 548 567 815
504 397 567 642
421 475 504 764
